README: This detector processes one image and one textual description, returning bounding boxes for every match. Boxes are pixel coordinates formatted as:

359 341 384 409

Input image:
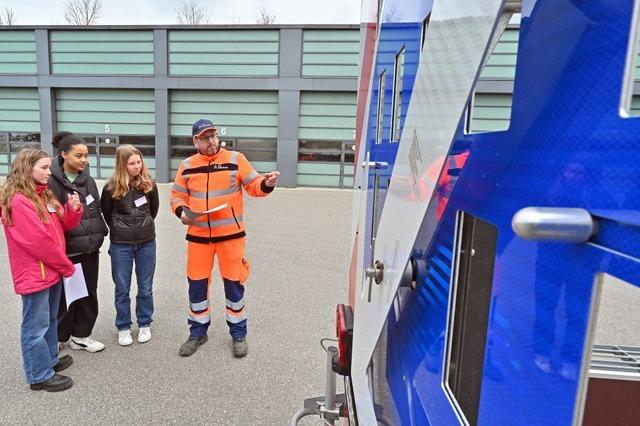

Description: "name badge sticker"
134 196 148 207
85 194 95 205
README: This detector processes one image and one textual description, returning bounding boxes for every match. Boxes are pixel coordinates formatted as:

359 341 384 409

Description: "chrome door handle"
512 207 597 243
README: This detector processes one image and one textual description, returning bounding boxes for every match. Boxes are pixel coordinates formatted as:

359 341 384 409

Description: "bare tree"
64 0 102 25
0 7 17 25
177 0 209 25
256 7 276 25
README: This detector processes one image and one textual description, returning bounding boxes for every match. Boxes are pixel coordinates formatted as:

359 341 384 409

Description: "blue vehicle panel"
362 0 640 425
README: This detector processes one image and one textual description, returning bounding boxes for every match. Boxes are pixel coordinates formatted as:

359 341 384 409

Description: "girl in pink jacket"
0 149 83 392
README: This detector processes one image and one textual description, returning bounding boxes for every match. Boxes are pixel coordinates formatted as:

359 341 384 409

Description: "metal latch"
365 260 385 285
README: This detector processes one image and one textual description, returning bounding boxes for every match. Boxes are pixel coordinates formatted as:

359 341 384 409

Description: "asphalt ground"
0 184 637 425
0 185 353 425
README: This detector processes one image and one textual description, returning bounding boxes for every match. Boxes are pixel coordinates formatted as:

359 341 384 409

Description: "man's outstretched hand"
263 171 280 187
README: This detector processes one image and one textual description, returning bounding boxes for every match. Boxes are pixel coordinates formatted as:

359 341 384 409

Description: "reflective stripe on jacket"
170 149 273 244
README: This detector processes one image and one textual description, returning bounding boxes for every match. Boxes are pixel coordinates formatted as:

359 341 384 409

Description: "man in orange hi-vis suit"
171 119 279 358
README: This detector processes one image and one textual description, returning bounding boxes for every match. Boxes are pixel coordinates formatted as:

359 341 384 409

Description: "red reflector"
333 304 354 376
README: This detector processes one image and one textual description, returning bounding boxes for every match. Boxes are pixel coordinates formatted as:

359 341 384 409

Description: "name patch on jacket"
183 163 239 175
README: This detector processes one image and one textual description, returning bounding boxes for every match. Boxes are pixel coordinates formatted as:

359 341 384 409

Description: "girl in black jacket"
100 145 159 346
48 132 108 353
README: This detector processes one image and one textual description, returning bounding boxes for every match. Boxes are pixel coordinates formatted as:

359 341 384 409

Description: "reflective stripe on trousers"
186 238 248 338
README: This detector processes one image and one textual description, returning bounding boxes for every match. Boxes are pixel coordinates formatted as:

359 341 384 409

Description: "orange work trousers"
186 238 250 338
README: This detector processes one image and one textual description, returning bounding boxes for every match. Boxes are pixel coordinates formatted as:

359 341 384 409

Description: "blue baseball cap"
192 119 217 137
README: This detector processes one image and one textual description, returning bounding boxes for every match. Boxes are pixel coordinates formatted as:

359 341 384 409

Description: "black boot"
53 355 73 372
179 335 208 357
29 374 74 392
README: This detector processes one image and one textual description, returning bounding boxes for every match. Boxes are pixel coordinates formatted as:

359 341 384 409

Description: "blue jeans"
21 282 61 384
109 240 156 331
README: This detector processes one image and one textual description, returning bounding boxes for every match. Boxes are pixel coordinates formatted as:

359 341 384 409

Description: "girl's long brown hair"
106 144 153 199
0 149 62 225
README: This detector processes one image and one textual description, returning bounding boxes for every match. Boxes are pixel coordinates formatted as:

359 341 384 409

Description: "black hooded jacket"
48 156 108 256
100 182 159 244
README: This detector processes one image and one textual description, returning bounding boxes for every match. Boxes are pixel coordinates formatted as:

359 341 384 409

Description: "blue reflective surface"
363 2 427 271
362 0 640 424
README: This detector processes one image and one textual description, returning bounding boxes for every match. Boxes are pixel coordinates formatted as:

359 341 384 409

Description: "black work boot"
29 374 74 392
53 355 73 372
232 337 248 358
179 335 208 357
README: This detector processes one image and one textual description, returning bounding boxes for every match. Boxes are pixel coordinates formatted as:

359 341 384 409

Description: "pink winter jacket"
2 186 83 295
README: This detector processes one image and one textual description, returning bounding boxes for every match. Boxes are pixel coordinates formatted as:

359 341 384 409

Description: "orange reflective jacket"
170 148 272 243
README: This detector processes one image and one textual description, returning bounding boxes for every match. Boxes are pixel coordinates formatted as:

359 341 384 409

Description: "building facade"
0 25 360 187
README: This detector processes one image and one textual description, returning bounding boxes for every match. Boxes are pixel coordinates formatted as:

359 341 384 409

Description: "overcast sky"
1 0 360 25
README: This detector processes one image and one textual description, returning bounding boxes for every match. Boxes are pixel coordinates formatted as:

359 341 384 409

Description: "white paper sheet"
63 263 88 308
182 203 228 219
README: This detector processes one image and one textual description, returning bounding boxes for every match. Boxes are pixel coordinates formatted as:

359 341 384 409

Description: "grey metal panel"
1 74 357 92
154 29 168 77
154 88 170 183
278 90 300 140
276 138 299 188
279 29 303 78
277 90 300 187
35 30 50 76
38 87 55 154
168 76 280 90
37 75 158 88
0 75 39 86
276 78 302 91
36 29 53 152
309 78 358 91
2 76 357 94
286 77 358 91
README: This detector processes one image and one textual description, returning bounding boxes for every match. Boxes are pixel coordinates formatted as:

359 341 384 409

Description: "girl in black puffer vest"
100 144 159 346
48 132 108 353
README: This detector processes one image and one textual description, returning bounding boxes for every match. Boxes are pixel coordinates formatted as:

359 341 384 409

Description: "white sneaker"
118 330 133 346
58 338 69 352
70 336 106 353
138 327 151 343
